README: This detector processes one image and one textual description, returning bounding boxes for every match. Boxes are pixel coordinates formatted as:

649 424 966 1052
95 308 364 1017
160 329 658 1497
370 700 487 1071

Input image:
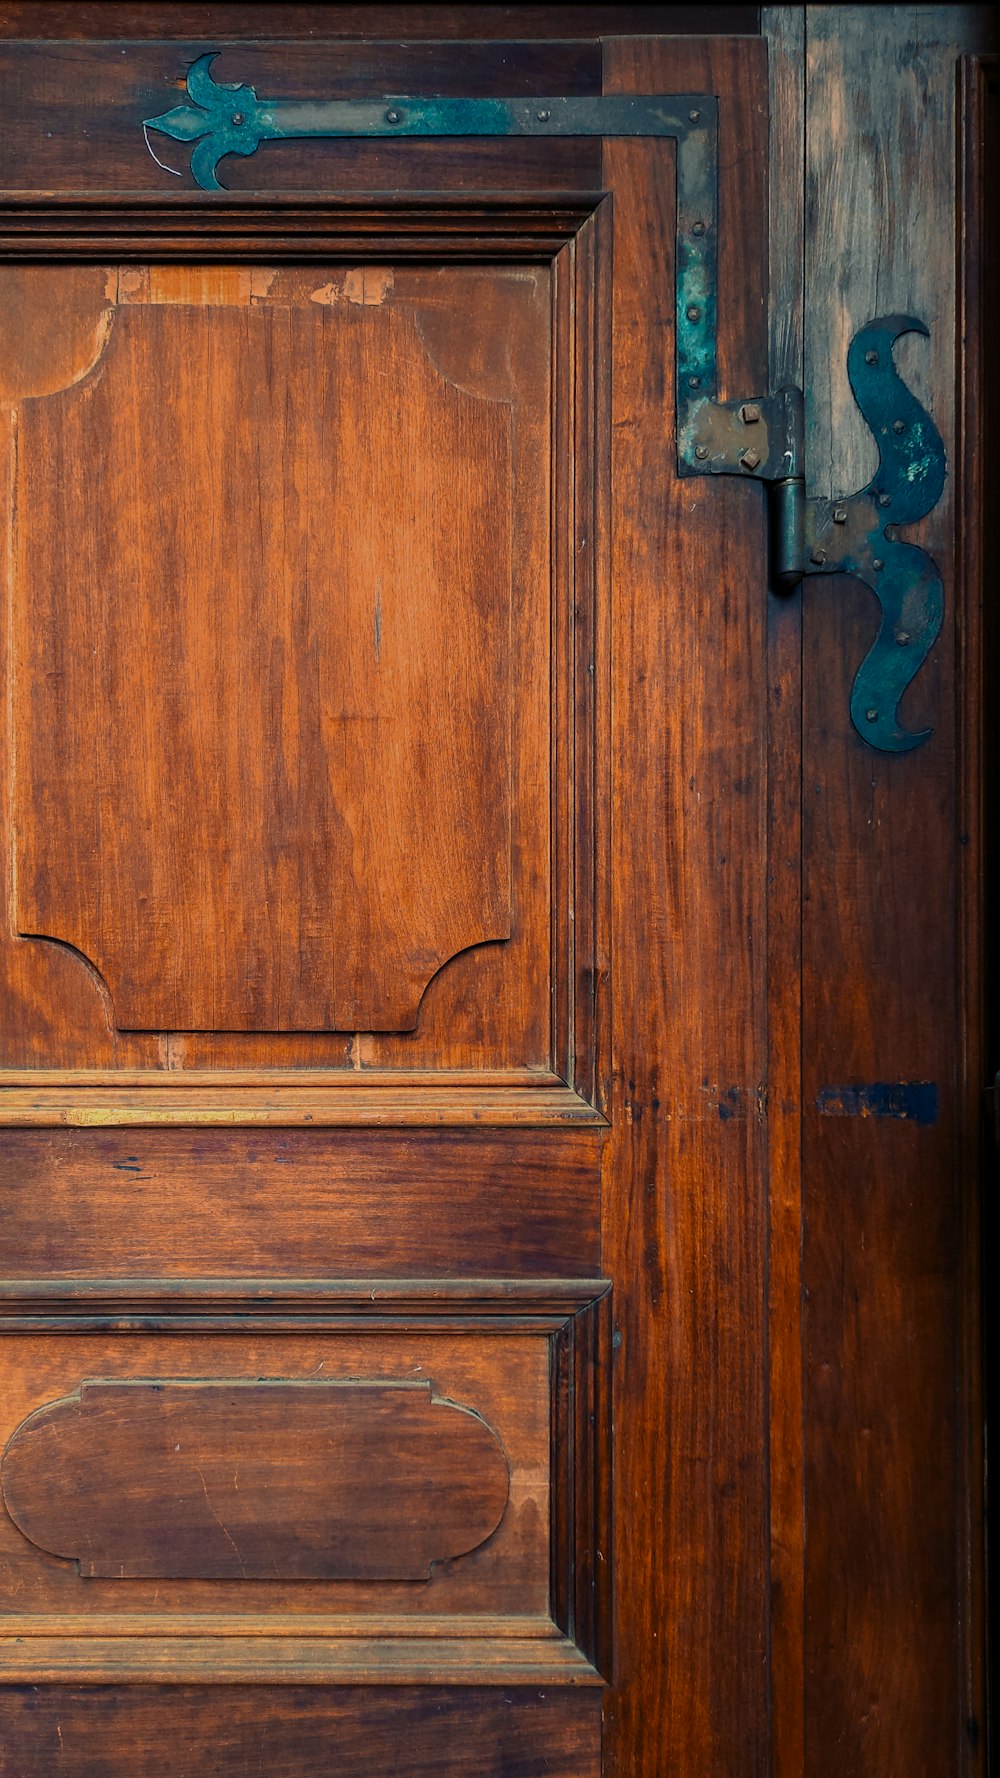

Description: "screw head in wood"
385 108 403 123
688 375 701 388
536 108 551 121
695 444 710 460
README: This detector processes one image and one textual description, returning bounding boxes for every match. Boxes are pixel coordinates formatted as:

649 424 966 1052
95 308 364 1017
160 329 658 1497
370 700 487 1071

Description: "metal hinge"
144 57 948 754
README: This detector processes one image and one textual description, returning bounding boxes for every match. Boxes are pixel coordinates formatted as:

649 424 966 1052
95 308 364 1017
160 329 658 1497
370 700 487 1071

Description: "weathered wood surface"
0 7 988 1777
0 256 558 1072
1 1378 510 1580
0 1127 603 1276
760 12 807 1778
795 8 990 1777
0 1686 603 1777
15 299 512 1034
602 33 770 1778
0 1328 548 1622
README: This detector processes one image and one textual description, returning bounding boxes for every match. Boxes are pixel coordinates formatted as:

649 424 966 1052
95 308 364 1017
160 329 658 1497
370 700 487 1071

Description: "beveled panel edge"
0 1079 607 1127
0 1276 612 1330
550 1286 613 1680
0 1632 603 1687
0 191 607 260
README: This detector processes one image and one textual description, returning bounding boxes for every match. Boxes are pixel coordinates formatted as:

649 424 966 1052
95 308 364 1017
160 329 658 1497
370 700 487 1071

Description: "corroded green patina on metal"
143 55 721 450
143 57 948 754
805 316 946 752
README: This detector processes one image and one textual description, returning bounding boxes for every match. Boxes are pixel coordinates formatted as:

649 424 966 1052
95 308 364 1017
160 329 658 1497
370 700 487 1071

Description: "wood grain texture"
0 1073 597 1116
0 1127 603 1277
1 1377 510 1580
800 9 992 1777
760 12 805 1778
0 249 579 1075
0 4 754 37
601 34 770 1778
0 1329 549 1625
0 1685 602 1777
15 299 510 1033
0 39 604 194
960 54 994 1776
0 194 601 261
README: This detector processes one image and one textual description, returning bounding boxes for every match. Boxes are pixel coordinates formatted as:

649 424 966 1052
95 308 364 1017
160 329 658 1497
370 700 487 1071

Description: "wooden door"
2 8 977 1777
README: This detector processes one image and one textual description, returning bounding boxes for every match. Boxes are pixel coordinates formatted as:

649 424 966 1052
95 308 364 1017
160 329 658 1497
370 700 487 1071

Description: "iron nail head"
865 350 879 365
810 548 827 566
892 419 906 434
231 113 245 126
872 557 884 570
385 108 403 123
833 507 848 523
740 448 761 471
688 375 701 389
686 305 701 322
878 493 892 507
740 403 761 424
695 444 710 460
896 630 910 645
536 108 550 121
866 709 879 722
692 220 706 236
688 109 701 122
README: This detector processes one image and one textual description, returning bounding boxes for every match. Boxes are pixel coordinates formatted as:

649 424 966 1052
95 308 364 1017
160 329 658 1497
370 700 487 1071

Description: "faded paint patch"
309 280 342 306
342 267 394 306
816 1081 938 1125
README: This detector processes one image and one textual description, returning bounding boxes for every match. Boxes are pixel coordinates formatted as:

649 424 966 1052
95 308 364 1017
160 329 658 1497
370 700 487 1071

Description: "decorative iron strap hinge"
144 56 948 754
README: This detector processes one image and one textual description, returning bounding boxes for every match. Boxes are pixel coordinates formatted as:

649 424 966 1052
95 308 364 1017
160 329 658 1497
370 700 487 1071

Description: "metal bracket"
144 56 948 753
803 317 946 752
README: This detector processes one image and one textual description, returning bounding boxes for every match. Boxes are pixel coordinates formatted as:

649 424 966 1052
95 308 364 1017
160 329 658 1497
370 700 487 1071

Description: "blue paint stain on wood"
816 1081 938 1125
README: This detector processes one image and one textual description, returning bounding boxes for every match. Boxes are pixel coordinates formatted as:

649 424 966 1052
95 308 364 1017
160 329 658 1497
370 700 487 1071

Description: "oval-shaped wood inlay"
0 1378 510 1580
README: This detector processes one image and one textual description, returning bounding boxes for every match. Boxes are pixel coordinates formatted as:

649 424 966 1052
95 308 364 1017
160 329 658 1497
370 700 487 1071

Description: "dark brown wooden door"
0 13 773 1776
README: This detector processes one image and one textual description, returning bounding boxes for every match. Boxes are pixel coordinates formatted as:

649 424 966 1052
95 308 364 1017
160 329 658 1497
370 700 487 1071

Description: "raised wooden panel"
15 297 511 1033
0 1327 548 1625
0 232 605 1086
2 1377 510 1581
0 1282 610 1689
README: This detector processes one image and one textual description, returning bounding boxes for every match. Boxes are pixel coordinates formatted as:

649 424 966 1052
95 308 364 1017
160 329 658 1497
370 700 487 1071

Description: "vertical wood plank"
957 55 990 1776
801 8 994 1775
601 35 770 1778
760 13 807 1778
